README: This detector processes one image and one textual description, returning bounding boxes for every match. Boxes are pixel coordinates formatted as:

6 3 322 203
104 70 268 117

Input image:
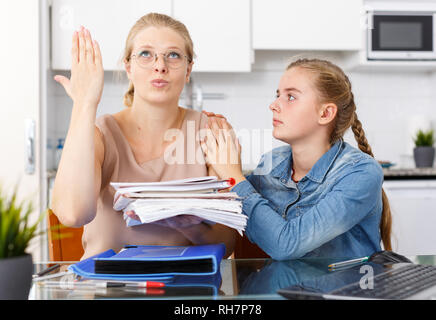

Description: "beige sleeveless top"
81 108 208 260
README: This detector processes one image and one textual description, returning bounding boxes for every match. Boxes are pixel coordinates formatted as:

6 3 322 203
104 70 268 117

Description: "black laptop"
278 261 436 300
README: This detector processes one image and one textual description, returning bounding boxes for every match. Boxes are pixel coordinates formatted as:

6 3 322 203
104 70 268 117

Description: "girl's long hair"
287 58 392 251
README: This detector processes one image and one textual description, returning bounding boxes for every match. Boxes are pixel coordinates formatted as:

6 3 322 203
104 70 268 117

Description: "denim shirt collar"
271 139 344 184
305 139 343 183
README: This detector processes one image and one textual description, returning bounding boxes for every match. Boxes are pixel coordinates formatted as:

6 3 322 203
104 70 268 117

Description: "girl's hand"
202 110 227 178
200 118 245 184
202 110 226 120
54 26 104 109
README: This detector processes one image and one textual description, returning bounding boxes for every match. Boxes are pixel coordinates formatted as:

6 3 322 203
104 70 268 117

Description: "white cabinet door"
173 0 252 72
0 1 41 257
51 0 172 70
384 181 436 255
252 0 363 50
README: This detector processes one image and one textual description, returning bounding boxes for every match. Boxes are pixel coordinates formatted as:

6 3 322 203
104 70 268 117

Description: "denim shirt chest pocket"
266 183 298 215
294 202 316 218
285 182 330 220
257 174 301 219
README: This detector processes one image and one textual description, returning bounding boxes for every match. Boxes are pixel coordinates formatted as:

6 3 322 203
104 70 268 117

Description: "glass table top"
29 255 436 300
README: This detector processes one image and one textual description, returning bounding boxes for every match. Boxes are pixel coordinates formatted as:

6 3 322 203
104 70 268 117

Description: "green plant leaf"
0 185 45 258
413 129 435 147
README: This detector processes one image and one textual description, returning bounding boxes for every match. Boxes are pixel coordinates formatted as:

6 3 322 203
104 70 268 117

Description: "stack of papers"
111 176 247 235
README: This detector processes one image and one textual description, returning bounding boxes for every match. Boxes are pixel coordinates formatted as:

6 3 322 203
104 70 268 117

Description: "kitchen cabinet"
173 0 252 72
51 0 172 70
383 180 436 255
52 0 252 72
252 0 363 51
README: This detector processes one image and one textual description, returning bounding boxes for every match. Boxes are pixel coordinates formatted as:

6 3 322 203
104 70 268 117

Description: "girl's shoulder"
341 142 380 165
334 142 383 180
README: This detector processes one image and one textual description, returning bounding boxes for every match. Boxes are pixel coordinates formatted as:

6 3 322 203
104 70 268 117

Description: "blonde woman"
202 59 392 260
51 13 236 259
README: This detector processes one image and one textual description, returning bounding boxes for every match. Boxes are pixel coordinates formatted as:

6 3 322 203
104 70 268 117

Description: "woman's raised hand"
54 26 104 109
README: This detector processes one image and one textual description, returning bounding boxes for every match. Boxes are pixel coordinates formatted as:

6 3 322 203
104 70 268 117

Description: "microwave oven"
367 11 436 60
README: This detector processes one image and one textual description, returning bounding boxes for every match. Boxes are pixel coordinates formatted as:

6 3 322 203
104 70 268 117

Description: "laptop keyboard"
329 264 436 299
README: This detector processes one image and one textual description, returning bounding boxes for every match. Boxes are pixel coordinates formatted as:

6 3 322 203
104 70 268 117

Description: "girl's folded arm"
233 163 382 260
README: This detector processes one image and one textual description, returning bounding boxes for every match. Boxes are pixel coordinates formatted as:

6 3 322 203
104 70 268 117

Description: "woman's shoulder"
183 108 208 128
95 113 120 132
95 113 112 125
94 113 129 153
183 107 204 119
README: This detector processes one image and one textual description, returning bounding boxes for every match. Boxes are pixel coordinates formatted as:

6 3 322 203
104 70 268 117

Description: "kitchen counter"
244 168 436 180
383 167 436 180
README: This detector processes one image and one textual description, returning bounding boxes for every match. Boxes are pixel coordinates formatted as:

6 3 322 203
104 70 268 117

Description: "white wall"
47 50 436 171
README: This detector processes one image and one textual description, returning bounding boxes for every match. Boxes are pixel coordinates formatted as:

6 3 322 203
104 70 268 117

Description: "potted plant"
413 129 435 168
0 186 43 299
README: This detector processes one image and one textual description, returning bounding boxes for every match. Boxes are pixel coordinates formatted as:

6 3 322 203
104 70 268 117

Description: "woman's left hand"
125 211 204 229
200 117 245 184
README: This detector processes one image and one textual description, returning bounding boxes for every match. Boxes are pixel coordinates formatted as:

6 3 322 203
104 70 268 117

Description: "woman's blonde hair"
287 58 392 251
121 13 195 107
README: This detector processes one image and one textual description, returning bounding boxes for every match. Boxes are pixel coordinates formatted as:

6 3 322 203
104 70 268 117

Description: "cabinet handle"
25 118 35 175
367 10 373 30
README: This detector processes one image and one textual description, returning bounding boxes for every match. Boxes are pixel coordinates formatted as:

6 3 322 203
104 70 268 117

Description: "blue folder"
68 249 174 281
69 243 226 280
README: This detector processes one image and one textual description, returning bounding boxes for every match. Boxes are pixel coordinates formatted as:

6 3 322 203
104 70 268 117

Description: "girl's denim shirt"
232 139 384 260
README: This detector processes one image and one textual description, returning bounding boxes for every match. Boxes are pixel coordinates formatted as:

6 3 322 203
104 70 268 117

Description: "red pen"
104 281 166 288
77 280 166 288
125 288 166 296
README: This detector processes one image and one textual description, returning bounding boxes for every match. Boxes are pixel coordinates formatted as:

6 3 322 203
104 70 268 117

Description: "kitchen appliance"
367 10 436 60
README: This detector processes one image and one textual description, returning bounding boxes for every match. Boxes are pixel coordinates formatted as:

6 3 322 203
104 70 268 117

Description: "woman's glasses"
130 49 189 70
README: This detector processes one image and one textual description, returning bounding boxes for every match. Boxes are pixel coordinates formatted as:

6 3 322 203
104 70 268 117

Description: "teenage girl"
202 58 392 260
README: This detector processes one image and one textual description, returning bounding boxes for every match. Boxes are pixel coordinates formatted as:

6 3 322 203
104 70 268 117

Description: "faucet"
184 77 203 112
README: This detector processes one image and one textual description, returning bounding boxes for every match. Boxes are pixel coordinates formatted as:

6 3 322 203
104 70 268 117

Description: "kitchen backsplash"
47 50 436 170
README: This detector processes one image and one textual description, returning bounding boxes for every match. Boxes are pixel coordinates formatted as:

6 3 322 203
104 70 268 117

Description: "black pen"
33 263 61 278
